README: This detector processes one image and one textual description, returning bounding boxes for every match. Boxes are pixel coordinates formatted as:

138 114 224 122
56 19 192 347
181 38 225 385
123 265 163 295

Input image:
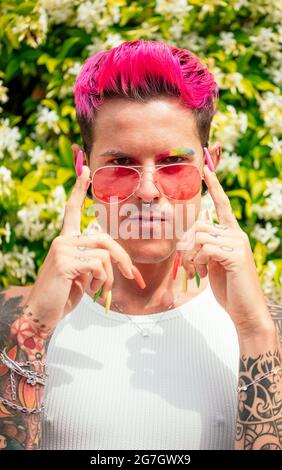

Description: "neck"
86 254 209 315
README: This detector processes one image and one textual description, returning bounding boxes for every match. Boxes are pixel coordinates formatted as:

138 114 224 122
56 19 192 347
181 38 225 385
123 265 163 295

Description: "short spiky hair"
74 40 219 157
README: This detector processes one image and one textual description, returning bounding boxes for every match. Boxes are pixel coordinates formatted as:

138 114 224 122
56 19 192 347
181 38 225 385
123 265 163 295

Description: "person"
0 40 281 451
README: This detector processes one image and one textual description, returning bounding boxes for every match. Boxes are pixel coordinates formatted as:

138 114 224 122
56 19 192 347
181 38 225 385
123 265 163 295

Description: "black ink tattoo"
236 349 282 450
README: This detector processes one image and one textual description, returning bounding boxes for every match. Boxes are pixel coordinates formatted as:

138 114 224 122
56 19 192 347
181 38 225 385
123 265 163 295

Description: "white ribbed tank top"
41 281 239 450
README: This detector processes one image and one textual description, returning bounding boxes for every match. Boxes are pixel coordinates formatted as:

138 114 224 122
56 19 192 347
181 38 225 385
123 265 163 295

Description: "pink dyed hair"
74 40 219 156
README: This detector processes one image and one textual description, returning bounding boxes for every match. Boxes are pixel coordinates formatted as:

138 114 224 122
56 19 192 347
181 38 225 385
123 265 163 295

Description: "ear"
207 141 221 170
71 143 88 166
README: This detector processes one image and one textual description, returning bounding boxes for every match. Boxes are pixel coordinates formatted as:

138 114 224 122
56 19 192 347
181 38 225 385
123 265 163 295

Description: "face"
89 96 205 264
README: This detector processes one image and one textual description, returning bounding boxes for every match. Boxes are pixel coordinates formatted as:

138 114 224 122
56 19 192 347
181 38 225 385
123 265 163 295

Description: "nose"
134 165 161 203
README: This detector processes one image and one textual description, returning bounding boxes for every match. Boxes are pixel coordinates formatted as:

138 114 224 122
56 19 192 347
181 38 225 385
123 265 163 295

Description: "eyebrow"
97 148 195 159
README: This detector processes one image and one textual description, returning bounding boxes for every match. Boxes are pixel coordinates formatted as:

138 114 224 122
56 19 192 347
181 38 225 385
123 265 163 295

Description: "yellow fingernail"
105 290 112 314
181 269 187 293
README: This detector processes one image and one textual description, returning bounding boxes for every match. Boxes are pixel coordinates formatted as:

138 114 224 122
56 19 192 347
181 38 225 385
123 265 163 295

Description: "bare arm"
235 298 282 450
0 286 52 450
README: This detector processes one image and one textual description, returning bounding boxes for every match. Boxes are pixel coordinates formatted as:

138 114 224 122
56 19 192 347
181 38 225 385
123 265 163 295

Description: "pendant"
142 329 150 337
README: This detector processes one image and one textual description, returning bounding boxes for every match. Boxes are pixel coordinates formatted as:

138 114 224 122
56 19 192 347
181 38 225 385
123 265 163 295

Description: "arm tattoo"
0 288 52 450
236 349 282 450
265 296 282 351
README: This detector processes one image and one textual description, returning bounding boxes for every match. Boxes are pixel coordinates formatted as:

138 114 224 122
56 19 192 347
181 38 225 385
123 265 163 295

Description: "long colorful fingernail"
131 266 146 289
172 252 180 280
182 269 187 293
195 271 200 288
75 150 83 176
105 290 112 314
203 147 215 172
93 286 102 302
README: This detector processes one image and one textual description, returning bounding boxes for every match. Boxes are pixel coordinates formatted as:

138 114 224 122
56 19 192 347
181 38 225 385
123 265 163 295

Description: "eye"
110 157 135 165
159 156 188 164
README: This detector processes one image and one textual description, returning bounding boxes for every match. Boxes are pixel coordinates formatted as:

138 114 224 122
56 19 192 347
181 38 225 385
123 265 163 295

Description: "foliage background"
0 0 281 300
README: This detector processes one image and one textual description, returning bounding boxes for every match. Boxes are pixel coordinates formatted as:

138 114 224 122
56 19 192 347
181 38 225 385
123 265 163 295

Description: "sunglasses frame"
90 162 204 204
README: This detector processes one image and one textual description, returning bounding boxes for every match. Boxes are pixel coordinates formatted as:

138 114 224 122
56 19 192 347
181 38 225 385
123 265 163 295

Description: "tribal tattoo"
236 349 282 450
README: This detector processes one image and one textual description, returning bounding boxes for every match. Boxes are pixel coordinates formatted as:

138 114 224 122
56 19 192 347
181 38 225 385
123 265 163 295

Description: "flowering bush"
0 0 281 300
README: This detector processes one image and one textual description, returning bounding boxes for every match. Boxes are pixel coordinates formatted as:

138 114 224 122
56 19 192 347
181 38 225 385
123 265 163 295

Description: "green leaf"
250 180 267 200
225 189 251 204
254 242 267 268
22 171 42 190
56 167 74 185
57 37 81 59
58 135 73 167
17 187 45 205
37 54 61 74
5 57 20 80
40 99 59 112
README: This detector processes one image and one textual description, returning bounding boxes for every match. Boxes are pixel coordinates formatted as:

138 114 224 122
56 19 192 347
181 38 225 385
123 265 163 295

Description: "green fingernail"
195 271 200 288
93 287 103 302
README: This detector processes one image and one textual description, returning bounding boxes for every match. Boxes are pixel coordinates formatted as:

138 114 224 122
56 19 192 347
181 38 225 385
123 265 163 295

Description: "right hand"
25 163 136 333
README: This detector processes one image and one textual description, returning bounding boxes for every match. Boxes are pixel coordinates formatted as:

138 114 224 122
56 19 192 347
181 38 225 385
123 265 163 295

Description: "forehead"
92 97 200 154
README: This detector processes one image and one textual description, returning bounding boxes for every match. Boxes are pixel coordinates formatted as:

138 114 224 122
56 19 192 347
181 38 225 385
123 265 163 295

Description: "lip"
128 213 167 222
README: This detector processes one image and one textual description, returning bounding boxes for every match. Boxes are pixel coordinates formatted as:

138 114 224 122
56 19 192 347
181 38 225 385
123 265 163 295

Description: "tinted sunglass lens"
156 165 201 200
92 167 139 202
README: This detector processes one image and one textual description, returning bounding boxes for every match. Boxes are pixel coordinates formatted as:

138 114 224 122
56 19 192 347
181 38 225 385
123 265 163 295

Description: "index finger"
203 164 240 229
69 232 135 280
61 165 91 236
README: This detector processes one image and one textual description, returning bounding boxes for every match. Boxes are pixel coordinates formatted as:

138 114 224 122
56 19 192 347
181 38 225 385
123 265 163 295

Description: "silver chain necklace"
107 290 187 338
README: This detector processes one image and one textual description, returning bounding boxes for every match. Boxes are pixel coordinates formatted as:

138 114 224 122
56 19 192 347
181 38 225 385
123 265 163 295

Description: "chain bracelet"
0 395 45 414
0 347 47 414
237 367 282 393
0 348 47 386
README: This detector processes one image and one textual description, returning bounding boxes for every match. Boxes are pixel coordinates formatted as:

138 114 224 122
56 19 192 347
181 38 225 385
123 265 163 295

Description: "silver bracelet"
237 367 282 393
0 395 45 414
0 348 47 386
0 347 47 414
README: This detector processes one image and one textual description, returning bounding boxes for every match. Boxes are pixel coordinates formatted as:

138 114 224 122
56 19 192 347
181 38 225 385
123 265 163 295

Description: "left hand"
179 164 273 335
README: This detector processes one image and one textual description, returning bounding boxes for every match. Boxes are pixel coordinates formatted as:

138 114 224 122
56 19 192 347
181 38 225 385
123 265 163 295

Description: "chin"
119 238 175 264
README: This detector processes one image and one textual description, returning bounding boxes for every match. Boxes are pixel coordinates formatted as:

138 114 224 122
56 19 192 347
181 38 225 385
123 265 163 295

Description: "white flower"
11 6 48 48
4 222 11 243
211 105 248 152
268 136 282 155
86 38 105 56
263 178 282 198
28 146 53 165
232 0 250 10
40 0 74 24
252 179 282 220
104 33 124 49
252 222 278 243
50 185 67 205
16 205 46 241
0 80 9 112
36 106 60 135
218 32 238 55
259 91 282 135
169 20 185 40
67 61 83 76
250 27 282 63
3 246 37 284
0 118 22 160
155 0 193 18
216 151 242 174
76 0 107 33
0 166 13 197
261 261 282 303
252 222 280 253
179 33 207 53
